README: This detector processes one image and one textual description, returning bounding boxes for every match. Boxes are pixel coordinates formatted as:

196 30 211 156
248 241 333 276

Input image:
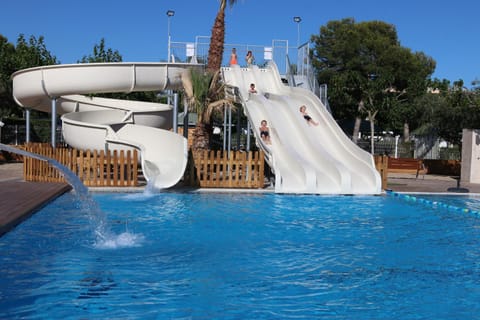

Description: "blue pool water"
1 192 480 319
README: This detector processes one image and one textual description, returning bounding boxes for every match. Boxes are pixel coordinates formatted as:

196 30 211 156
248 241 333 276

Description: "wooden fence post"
374 155 389 190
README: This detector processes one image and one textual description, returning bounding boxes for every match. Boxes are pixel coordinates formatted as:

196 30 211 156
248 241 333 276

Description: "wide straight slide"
222 63 381 194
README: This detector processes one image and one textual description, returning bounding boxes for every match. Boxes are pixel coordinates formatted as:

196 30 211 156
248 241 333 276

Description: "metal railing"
169 36 329 110
170 37 292 74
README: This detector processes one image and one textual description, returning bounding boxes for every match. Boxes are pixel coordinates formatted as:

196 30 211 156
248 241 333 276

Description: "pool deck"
1 162 480 236
0 163 71 236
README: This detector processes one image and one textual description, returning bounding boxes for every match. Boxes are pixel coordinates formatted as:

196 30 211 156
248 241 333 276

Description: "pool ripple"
2 193 480 319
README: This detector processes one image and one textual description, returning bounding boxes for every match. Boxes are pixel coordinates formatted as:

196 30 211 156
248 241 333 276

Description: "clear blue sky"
2 0 479 87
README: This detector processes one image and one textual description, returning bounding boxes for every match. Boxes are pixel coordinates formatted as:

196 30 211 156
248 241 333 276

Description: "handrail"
223 82 272 160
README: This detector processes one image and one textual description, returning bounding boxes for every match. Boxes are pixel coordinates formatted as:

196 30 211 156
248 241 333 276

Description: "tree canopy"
0 34 58 117
78 38 163 103
311 18 436 142
78 38 122 63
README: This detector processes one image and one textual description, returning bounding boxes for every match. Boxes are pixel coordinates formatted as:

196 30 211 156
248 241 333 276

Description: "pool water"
1 192 480 319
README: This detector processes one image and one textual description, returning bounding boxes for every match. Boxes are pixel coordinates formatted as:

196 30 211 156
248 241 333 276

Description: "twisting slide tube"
12 62 200 189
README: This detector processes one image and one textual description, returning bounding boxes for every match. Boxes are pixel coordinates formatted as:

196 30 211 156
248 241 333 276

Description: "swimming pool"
1 192 480 319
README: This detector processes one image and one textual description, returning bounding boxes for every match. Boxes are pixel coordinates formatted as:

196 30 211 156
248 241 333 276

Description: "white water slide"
12 63 199 189
222 63 381 194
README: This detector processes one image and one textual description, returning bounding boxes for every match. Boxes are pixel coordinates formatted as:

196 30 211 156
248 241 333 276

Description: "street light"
166 10 175 63
293 16 302 48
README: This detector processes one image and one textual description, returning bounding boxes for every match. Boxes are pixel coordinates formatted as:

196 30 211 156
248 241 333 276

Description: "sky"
1 0 479 87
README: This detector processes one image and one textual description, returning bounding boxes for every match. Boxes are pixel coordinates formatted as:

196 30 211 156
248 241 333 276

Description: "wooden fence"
188 150 265 188
374 155 389 190
191 151 389 190
23 143 138 187
20 143 433 191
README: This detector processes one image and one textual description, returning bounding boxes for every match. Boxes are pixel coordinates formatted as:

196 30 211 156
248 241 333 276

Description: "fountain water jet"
0 143 143 248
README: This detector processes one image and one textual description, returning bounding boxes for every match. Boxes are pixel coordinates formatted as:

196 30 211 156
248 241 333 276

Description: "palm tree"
182 68 234 151
206 0 237 73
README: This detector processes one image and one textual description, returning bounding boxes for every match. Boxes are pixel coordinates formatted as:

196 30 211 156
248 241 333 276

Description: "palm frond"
203 99 236 124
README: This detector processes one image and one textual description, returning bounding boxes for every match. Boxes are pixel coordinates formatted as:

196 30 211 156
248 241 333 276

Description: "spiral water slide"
222 63 381 194
12 63 200 189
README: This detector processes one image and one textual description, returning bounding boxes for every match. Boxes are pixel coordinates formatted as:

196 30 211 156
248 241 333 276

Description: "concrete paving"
387 172 480 194
0 162 24 182
3 162 480 194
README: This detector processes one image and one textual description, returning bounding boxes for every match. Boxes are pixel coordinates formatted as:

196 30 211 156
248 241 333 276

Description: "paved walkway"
0 162 24 182
4 162 480 194
387 173 480 194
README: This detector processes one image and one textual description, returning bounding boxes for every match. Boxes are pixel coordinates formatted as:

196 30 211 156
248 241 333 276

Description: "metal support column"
246 121 251 151
183 97 189 139
51 98 57 148
25 108 31 143
236 108 241 149
227 105 232 157
173 92 178 133
223 106 227 150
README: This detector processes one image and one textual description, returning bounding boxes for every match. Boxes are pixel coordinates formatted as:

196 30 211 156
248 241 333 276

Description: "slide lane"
254 64 380 193
222 64 381 194
225 65 345 193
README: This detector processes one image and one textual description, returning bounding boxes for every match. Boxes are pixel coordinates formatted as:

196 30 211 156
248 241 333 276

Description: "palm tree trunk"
207 8 226 72
192 122 211 151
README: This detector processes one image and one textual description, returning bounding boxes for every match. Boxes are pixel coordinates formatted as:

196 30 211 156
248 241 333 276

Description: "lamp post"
166 10 175 63
293 16 302 48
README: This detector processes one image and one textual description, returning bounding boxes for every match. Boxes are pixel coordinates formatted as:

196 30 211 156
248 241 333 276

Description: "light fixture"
293 16 302 48
166 10 175 63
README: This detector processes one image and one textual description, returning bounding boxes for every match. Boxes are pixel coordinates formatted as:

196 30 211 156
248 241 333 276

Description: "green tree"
381 49 435 141
383 77 449 141
78 38 122 63
182 68 233 151
311 18 435 146
78 38 160 103
433 80 480 146
0 35 17 117
0 34 58 117
206 0 237 73
14 34 58 68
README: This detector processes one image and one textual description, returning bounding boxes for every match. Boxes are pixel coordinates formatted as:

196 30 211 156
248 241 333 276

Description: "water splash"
144 174 162 195
94 231 145 249
0 143 143 249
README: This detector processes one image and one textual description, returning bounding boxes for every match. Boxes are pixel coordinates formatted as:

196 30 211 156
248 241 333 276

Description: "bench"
388 157 426 179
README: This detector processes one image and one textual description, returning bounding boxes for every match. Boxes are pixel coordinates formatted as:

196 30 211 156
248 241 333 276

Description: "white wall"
461 129 480 183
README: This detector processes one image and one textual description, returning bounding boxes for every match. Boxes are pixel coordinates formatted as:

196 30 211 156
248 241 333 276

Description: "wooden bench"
388 157 426 179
